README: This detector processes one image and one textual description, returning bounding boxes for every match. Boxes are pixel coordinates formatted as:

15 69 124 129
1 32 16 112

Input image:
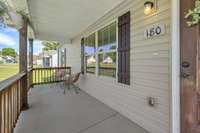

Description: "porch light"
144 1 154 15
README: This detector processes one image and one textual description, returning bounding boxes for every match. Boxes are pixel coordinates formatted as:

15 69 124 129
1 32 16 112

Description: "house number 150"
144 24 165 39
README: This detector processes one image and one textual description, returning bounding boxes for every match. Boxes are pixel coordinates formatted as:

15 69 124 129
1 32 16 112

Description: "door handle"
181 72 190 78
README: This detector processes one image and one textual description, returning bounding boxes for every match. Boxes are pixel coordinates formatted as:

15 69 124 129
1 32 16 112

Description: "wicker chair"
63 72 81 94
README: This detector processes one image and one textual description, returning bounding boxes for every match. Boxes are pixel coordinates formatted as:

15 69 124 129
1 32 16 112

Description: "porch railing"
0 66 71 133
32 67 71 85
0 65 118 133
0 72 26 133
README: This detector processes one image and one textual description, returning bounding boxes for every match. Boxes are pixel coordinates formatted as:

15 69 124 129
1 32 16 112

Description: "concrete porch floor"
14 84 149 133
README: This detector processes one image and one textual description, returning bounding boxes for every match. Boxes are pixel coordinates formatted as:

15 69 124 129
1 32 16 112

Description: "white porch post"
171 0 180 133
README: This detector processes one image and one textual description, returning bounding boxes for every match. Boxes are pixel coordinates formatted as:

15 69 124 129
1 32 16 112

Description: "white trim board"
171 0 180 133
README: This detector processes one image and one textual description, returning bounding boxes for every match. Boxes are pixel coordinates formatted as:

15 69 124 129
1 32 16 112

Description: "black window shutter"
118 11 130 85
81 38 85 74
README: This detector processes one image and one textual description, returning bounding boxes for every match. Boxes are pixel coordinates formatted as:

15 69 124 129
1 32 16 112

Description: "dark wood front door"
180 0 200 133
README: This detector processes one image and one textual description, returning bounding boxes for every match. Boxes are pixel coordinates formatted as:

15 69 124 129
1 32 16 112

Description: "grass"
0 63 19 81
86 63 116 77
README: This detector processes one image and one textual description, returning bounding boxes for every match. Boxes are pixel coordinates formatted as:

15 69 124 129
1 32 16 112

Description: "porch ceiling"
28 0 125 43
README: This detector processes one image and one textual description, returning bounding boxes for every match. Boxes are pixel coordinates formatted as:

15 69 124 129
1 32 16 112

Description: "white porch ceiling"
28 0 125 43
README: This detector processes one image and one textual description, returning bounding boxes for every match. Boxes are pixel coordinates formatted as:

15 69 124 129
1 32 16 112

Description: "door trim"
171 0 180 133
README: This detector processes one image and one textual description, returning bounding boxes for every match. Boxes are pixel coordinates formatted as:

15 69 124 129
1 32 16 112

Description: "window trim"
97 21 118 79
83 19 118 80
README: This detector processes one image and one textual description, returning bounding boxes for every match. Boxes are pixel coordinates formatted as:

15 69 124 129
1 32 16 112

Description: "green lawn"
0 63 19 81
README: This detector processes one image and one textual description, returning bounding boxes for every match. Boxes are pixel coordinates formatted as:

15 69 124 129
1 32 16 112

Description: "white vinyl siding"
64 0 171 133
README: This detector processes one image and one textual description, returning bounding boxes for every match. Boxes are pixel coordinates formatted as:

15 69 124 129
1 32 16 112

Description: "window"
82 22 117 78
81 12 130 84
97 22 117 78
84 33 96 74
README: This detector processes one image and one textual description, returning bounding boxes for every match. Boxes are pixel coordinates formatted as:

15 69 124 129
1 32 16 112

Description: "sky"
0 25 44 55
85 43 116 55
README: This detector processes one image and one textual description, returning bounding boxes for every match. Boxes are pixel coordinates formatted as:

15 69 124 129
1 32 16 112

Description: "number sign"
144 24 165 39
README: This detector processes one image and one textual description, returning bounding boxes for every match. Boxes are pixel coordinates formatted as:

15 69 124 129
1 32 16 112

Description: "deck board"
14 84 148 133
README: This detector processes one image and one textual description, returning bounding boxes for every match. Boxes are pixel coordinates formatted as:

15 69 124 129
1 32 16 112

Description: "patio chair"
55 69 68 81
63 72 81 94
49 69 69 89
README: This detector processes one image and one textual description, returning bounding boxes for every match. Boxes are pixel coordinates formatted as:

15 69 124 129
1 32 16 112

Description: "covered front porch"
0 0 179 133
14 84 148 133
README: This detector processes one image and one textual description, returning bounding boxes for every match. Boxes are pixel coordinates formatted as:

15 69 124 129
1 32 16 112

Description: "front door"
180 0 200 133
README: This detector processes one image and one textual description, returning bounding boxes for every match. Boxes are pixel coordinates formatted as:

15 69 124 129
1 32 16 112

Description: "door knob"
181 72 190 78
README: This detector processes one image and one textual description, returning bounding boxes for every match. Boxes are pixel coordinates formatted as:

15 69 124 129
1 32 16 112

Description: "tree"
42 41 60 51
0 50 2 56
107 52 116 62
2 48 17 58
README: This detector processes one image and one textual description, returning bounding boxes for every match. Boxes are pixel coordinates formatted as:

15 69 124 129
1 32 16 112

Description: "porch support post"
171 0 180 133
29 38 34 69
19 18 29 110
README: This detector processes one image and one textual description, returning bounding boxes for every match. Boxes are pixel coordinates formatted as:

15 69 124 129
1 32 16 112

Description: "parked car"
1 56 17 63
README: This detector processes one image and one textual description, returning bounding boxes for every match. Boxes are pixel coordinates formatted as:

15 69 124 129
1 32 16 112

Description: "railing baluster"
41 69 43 84
11 86 13 128
38 69 39 84
40 69 42 84
16 83 18 126
50 68 52 83
8 87 10 133
53 69 55 82
3 92 5 133
44 70 46 83
0 72 32 133
30 67 71 85
54 69 56 82
3 91 7 133
6 91 8 133
40 69 41 84
34 69 36 84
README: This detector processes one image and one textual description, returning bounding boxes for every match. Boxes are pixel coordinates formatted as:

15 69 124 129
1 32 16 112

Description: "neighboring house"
33 55 40 65
103 56 113 64
42 50 58 67
33 50 58 67
87 56 96 64
36 59 42 66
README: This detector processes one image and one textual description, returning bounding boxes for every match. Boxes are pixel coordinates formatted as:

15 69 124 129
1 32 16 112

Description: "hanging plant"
185 0 200 26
